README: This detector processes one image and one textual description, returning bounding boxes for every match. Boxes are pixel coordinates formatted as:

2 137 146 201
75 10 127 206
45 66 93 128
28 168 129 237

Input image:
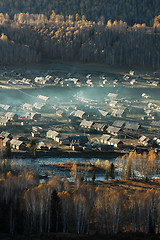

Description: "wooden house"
0 117 10 126
93 123 107 132
0 131 12 140
100 134 111 144
74 110 86 119
112 120 126 128
124 122 141 131
108 93 118 98
98 110 110 118
68 135 88 146
30 112 41 120
80 119 94 129
23 103 33 111
10 139 26 150
109 100 118 107
139 135 151 146
37 142 48 150
5 112 18 121
46 130 62 143
112 109 126 117
107 126 122 136
108 138 123 148
2 138 10 147
31 132 40 138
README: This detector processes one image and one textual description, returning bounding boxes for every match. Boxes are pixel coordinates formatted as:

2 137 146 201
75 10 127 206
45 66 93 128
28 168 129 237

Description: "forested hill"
0 0 160 26
1 13 160 67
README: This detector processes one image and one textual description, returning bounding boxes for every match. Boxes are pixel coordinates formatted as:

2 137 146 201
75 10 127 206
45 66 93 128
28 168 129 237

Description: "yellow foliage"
0 33 8 41
50 10 56 22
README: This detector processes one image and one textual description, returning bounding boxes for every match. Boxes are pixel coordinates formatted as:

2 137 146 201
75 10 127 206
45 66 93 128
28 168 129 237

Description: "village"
0 65 160 160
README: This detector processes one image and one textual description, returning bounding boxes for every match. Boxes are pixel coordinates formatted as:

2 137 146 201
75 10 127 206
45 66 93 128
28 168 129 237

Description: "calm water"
11 157 116 180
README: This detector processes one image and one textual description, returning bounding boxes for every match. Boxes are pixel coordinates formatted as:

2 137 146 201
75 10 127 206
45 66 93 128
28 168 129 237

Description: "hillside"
0 0 159 26
0 14 160 68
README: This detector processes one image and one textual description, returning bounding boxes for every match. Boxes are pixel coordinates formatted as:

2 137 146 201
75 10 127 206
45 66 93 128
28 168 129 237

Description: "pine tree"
109 162 115 179
92 170 95 181
50 189 61 232
29 139 36 157
105 168 109 180
3 141 11 159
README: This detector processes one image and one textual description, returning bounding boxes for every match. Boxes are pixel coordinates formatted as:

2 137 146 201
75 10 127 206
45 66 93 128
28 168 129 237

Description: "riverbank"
10 149 125 159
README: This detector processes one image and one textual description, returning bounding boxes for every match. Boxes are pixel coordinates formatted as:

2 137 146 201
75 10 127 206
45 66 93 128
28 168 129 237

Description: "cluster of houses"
0 131 26 150
0 69 159 156
0 112 18 126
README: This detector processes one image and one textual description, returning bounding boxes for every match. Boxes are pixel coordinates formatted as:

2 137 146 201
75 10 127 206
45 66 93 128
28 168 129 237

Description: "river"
11 157 116 181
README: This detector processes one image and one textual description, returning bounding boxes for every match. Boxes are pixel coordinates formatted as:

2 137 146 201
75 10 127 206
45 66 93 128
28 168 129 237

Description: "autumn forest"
0 8 160 67
0 151 159 238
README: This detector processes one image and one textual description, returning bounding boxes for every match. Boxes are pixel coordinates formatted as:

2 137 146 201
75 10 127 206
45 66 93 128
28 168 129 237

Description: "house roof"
10 139 24 146
0 131 11 138
3 138 10 143
108 93 118 98
56 110 64 116
99 109 109 117
100 134 111 141
109 100 118 106
107 126 121 133
23 103 33 109
145 110 152 115
0 104 11 111
47 130 60 138
33 102 45 109
74 110 85 118
38 95 49 101
124 122 140 130
109 138 123 145
30 112 41 118
153 138 160 145
5 112 17 118
139 135 147 142
80 119 94 128
0 116 9 124
68 135 88 142
93 123 106 130
112 120 126 128
112 109 125 115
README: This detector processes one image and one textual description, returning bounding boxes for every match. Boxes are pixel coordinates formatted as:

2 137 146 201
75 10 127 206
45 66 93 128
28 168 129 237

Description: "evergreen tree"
105 167 109 180
92 170 95 181
109 162 115 179
29 139 36 157
3 141 11 159
50 189 62 232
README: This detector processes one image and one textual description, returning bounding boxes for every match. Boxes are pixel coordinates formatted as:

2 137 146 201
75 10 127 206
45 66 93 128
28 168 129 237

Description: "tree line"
115 150 160 179
0 0 159 26
0 12 160 67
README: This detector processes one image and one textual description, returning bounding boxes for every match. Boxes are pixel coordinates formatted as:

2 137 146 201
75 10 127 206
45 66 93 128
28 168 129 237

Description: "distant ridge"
0 0 159 26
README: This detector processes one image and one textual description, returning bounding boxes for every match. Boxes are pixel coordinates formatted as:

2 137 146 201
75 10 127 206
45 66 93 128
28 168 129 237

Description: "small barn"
74 110 86 119
108 138 123 148
100 134 111 144
107 126 122 136
10 139 26 150
46 130 62 142
80 119 94 129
